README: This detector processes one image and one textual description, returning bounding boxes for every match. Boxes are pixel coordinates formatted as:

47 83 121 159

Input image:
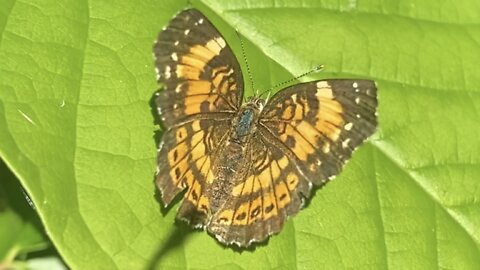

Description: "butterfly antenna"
235 30 255 97
265 89 272 104
259 64 324 98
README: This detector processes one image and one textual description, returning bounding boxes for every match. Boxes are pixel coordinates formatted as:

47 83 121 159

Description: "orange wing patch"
260 79 377 184
315 81 344 141
263 82 345 164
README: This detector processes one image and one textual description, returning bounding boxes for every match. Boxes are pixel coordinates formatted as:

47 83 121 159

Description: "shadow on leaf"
146 220 194 270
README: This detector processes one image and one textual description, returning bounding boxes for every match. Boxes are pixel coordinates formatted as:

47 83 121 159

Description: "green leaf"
1 0 479 269
0 159 47 266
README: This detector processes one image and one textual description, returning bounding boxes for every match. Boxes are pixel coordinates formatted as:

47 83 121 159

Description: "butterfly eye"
255 99 265 108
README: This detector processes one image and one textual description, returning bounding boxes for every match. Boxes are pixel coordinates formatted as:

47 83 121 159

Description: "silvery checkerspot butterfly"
153 8 377 247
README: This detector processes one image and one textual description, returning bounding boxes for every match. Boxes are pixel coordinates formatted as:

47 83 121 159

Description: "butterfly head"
244 96 265 111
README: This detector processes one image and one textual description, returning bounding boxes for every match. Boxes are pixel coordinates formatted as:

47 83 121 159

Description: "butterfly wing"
154 9 243 126
157 118 231 227
207 135 310 246
260 79 377 185
154 9 243 227
208 79 377 243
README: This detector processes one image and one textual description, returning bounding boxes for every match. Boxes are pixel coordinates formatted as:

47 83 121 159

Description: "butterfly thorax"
230 97 265 144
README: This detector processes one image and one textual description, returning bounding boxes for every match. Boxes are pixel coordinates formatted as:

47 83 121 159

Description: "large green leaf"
1 0 479 269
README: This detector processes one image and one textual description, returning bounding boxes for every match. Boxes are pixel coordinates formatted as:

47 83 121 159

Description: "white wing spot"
174 41 179 46
173 104 178 109
199 18 204 24
215 37 226 49
206 38 225 55
355 97 361 104
171 53 178 61
164 66 171 79
355 88 360 93
353 82 358 88
184 29 190 35
315 83 333 99
205 37 226 56
322 143 330 153
316 81 330 89
342 138 351 149
356 113 361 118
175 84 182 93
344 122 354 130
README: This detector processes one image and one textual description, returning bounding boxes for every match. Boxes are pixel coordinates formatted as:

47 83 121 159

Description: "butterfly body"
208 135 250 212
203 99 264 215
154 8 378 247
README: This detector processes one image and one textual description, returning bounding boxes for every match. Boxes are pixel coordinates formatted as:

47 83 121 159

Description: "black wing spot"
173 149 178 161
285 135 296 148
200 101 210 112
251 206 260 218
174 167 181 179
218 217 228 223
236 212 246 221
192 189 198 201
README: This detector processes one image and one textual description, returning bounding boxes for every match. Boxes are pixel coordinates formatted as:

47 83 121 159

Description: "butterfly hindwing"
207 136 309 246
260 79 377 185
156 118 231 226
154 9 244 126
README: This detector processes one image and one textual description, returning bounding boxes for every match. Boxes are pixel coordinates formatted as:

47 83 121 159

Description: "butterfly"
153 8 377 247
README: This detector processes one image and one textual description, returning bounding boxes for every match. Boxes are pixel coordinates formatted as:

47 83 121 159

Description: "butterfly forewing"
154 9 244 126
154 9 244 226
260 79 377 185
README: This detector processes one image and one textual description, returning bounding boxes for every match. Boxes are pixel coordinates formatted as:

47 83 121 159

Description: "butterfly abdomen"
208 134 255 211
